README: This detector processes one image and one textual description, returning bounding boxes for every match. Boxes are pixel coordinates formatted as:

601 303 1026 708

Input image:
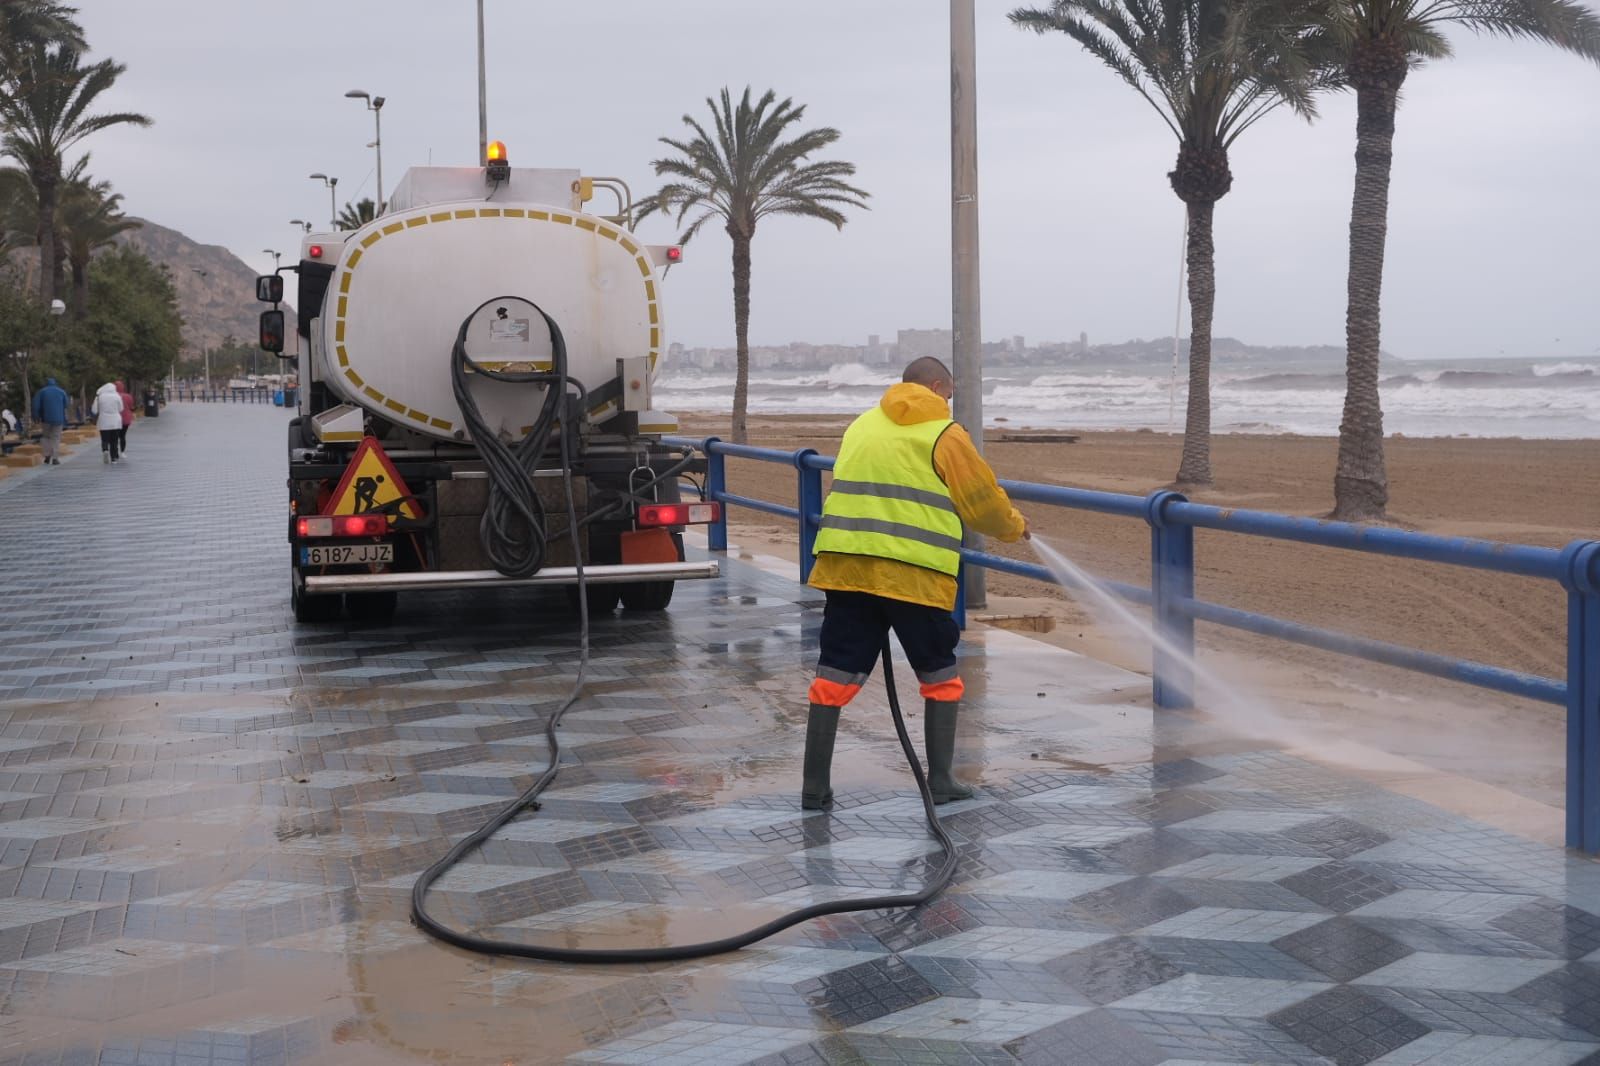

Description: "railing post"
1560 540 1600 854
701 437 727 552
954 557 967 631
1146 490 1194 710
795 449 822 584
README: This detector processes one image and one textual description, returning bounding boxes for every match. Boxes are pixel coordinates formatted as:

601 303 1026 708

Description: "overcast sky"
77 1 1600 361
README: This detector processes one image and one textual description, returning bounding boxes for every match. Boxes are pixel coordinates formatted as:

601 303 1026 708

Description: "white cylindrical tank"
318 179 664 443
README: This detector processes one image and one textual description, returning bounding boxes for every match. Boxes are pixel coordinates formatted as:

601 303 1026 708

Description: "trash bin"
283 387 298 407
143 389 160 417
273 390 284 407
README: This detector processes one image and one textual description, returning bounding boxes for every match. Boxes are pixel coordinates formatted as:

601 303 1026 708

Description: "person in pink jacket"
116 380 135 456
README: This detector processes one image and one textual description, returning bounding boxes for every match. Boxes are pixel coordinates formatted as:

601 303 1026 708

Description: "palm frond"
1420 0 1600 57
639 84 868 245
1014 0 1339 158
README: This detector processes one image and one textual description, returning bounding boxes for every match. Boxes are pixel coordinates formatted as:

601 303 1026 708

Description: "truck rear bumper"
303 560 719 594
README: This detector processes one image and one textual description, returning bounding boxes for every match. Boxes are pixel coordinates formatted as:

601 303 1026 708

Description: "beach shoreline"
679 412 1597 815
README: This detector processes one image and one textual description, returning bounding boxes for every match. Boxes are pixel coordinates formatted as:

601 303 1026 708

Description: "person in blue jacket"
30 377 69 466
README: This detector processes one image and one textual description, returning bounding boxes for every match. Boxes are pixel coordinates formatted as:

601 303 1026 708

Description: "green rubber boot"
801 703 839 810
924 699 974 804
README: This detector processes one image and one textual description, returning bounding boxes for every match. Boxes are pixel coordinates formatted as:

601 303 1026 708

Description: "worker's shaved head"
903 357 953 391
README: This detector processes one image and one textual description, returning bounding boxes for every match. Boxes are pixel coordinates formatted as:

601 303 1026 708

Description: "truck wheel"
619 530 681 612
619 581 675 612
346 591 398 623
291 554 343 623
565 583 620 616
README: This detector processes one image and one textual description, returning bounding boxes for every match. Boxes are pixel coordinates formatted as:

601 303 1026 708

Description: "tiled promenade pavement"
1 404 1599 1064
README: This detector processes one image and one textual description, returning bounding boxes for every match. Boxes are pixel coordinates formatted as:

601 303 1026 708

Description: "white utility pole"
477 0 489 166
951 0 986 609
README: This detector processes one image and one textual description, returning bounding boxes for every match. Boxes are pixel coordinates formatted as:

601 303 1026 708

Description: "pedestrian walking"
800 357 1029 810
29 376 69 465
116 380 135 457
91 382 124 463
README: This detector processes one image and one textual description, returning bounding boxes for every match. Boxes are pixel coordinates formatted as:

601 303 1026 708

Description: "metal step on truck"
256 146 719 623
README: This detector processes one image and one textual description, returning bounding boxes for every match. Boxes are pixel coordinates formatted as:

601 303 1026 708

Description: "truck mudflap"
303 560 718 594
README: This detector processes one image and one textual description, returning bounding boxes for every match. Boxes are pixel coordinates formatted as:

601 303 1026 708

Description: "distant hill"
116 218 298 356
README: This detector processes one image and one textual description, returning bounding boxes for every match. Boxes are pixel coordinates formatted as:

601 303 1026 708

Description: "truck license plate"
305 544 394 566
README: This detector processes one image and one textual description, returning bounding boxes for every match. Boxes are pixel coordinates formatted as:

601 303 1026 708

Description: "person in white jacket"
91 382 124 463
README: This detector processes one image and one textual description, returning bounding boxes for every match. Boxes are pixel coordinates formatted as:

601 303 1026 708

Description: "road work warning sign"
324 436 419 521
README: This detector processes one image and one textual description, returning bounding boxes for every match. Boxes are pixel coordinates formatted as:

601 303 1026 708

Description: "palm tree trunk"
730 233 752 445
35 173 58 304
18 355 32 426
1175 199 1215 486
1334 45 1406 521
70 257 87 318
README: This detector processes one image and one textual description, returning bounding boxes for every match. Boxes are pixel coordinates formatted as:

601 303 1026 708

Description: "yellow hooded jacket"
808 383 1026 611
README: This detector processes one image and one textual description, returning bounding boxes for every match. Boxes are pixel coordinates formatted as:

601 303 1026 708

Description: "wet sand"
681 413 1599 807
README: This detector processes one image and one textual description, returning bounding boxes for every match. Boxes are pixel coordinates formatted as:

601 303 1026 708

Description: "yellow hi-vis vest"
813 407 963 576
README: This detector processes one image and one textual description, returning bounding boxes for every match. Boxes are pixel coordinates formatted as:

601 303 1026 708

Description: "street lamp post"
262 248 281 271
290 219 312 234
345 90 386 213
191 269 210 393
309 174 338 229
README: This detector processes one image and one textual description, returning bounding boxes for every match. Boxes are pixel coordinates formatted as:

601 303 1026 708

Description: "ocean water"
653 357 1600 439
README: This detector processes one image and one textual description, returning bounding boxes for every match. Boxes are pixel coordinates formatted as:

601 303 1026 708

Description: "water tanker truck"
257 151 719 622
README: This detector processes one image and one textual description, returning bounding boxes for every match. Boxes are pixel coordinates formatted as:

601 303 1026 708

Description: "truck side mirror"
256 275 283 303
259 309 285 353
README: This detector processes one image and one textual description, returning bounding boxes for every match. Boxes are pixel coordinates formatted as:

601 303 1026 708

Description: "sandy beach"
681 412 1598 814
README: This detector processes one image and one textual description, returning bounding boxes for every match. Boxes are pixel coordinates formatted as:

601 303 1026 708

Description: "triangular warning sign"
323 436 419 522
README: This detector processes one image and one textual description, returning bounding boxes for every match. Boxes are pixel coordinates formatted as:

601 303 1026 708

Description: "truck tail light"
296 514 387 538
637 502 720 527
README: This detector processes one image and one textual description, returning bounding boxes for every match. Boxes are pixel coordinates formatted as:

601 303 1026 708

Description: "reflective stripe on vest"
813 406 963 576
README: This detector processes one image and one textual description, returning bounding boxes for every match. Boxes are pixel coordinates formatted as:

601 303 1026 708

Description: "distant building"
897 328 952 361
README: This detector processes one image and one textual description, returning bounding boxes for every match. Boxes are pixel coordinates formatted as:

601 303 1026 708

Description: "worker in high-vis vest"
802 357 1028 810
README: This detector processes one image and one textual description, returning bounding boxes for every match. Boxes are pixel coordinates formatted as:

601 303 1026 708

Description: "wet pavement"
2 403 1599 1064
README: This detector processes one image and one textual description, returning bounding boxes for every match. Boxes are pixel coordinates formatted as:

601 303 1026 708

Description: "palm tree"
638 87 868 444
0 45 150 303
0 1 82 86
58 166 140 317
336 197 377 230
1328 0 1600 520
1012 0 1335 486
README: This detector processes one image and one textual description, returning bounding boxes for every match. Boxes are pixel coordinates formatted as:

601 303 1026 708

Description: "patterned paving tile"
1112 1010 1333 1065
1275 916 1416 982
901 926 1111 965
1140 906 1329 942
1353 952 1565 993
1371 985 1600 1040
1366 1031 1600 1064
848 995 1091 1041
1268 985 1430 1065
1111 972 1332 1017
569 1020 819 1063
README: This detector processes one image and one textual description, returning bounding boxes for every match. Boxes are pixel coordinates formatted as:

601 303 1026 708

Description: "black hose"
448 298 571 579
413 304 959 963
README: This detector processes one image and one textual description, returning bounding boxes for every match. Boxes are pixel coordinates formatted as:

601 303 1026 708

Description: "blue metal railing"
666 434 1600 855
